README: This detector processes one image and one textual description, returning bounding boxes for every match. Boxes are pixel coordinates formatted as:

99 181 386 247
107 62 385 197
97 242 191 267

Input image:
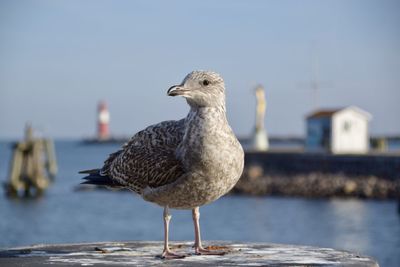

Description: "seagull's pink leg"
161 206 186 259
192 207 226 256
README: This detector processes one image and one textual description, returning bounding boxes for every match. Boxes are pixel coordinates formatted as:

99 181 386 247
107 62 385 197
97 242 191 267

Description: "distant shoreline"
234 151 400 199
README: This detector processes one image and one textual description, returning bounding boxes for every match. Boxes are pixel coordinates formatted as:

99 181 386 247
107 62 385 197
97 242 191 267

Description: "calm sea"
0 140 399 267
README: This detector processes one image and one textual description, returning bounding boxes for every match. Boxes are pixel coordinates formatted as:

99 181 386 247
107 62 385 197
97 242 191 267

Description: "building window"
343 121 351 132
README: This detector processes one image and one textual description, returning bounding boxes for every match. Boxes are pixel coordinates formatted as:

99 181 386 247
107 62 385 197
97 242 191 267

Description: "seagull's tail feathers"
79 169 99 175
80 169 123 188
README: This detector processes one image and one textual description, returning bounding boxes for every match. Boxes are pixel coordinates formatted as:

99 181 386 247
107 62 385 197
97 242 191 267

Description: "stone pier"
0 241 379 266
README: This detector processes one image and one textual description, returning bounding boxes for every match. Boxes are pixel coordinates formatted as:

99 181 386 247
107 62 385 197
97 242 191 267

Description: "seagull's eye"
202 80 210 86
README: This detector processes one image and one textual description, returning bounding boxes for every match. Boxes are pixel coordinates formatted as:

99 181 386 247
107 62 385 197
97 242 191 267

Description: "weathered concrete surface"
0 241 379 266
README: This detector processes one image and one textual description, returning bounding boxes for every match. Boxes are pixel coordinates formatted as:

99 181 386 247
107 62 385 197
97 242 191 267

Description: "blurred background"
0 1 399 266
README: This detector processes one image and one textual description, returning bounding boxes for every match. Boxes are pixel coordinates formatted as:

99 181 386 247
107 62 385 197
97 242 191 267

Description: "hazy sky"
1 0 399 139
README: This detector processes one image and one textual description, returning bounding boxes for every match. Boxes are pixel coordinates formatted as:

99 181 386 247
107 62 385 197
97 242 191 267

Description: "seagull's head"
167 71 226 108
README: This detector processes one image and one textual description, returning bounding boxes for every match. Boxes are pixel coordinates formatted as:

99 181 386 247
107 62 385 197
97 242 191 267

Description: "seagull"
80 71 244 259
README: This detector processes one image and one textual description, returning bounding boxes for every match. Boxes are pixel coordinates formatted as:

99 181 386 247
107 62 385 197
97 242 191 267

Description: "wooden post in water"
4 125 57 197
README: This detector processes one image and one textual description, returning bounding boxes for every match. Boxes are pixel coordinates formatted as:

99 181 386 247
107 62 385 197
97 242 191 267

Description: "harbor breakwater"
234 151 400 199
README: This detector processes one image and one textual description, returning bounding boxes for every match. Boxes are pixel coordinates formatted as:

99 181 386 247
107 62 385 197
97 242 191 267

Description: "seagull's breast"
179 108 244 180
143 108 244 209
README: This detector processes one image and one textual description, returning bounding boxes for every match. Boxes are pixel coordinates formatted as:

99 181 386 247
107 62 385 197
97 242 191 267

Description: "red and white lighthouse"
97 101 110 140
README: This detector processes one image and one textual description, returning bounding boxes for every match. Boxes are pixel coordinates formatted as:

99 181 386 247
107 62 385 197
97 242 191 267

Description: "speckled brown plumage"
100 119 186 193
82 71 244 210
81 70 244 258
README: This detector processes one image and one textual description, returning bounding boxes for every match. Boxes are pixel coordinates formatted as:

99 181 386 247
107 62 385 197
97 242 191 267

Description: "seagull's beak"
167 85 188 96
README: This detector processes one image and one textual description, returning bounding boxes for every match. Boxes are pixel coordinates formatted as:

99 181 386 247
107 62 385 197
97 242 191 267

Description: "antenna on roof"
310 54 320 109
298 44 332 111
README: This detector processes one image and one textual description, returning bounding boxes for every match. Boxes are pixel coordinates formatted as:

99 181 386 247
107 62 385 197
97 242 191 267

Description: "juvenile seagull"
80 71 244 259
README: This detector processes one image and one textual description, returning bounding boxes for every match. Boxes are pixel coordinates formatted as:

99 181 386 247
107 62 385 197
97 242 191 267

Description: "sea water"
0 140 399 267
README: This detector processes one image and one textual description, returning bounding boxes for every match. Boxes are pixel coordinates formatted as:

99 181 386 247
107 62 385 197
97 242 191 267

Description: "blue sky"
0 0 399 139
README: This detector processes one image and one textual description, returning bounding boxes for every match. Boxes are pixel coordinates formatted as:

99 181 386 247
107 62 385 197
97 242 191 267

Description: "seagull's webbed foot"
160 206 186 259
194 245 226 256
160 249 186 259
192 207 228 256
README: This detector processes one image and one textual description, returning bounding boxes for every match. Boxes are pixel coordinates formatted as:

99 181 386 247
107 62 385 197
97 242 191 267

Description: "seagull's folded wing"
100 119 185 193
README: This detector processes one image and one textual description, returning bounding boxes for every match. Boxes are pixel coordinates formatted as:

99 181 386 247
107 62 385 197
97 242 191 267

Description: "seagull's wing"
100 119 185 193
